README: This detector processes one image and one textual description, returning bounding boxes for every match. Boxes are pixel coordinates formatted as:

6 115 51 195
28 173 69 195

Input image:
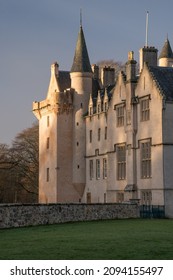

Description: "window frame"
46 168 50 182
96 159 100 180
98 128 101 141
105 126 107 140
116 104 125 127
140 140 151 179
117 144 126 180
103 158 107 179
89 160 94 180
89 130 92 143
46 137 50 149
141 190 152 205
47 116 50 127
140 97 150 122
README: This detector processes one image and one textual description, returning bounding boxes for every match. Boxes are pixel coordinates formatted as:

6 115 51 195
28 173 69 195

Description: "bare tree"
0 144 16 202
10 122 39 201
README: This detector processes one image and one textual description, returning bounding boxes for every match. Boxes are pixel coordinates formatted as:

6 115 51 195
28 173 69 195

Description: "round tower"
70 25 92 199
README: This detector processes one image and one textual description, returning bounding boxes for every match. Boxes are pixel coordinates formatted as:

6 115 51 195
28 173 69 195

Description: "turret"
46 62 59 99
70 25 92 112
70 24 92 199
159 38 173 67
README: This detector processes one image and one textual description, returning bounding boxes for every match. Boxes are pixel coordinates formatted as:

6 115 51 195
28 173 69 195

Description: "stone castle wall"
0 203 140 229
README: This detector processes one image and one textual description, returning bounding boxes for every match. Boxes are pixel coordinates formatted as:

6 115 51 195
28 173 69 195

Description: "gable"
111 71 126 105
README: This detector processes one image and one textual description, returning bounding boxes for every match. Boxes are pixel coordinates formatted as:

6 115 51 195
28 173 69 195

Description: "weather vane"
80 8 82 26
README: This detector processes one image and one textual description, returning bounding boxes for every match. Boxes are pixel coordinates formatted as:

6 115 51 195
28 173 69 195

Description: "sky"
0 0 173 145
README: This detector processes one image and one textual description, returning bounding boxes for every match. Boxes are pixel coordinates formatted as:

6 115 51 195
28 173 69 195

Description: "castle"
33 23 173 217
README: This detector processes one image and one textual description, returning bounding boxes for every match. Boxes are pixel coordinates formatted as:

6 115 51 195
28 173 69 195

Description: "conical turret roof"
71 26 92 73
159 38 173 59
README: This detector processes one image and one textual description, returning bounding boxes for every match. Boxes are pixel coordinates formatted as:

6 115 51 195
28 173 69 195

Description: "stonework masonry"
0 203 139 229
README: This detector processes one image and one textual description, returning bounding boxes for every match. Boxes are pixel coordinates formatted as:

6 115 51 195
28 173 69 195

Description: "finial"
145 11 149 47
80 8 82 27
128 51 134 61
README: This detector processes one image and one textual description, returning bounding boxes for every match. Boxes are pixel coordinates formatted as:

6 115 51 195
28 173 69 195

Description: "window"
97 103 101 114
89 130 92 143
96 159 100 179
141 190 152 205
140 98 150 121
141 141 151 178
46 168 49 182
117 144 126 180
89 160 94 180
105 127 107 140
116 105 124 127
103 158 107 179
47 137 50 149
47 116 50 127
104 101 108 111
89 106 93 115
98 128 101 141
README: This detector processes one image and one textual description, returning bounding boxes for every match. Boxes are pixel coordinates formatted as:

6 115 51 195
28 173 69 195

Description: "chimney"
92 64 99 79
139 46 158 72
126 51 137 82
51 62 59 77
101 66 115 87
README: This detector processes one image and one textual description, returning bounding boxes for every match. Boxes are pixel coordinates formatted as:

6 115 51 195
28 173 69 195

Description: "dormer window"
89 106 93 116
104 101 108 111
97 103 101 114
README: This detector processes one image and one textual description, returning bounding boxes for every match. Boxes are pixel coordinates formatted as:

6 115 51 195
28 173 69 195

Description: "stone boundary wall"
0 203 140 229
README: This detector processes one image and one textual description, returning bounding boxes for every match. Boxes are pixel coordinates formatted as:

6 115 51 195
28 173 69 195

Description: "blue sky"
0 0 173 144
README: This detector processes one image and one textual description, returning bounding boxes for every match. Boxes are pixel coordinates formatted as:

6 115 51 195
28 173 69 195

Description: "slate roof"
149 66 173 101
159 38 173 59
71 26 92 73
58 71 71 92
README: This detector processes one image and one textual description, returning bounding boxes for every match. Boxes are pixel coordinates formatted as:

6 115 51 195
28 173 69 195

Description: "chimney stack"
101 66 115 87
139 46 158 72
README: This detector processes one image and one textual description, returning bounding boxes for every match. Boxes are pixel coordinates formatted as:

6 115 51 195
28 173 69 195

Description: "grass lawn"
0 219 173 260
